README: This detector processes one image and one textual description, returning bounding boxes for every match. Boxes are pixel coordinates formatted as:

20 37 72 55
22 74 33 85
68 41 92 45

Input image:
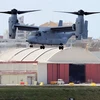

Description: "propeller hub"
11 9 18 14
78 10 84 15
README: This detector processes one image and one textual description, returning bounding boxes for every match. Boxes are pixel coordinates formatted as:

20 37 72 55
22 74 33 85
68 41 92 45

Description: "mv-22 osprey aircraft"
0 9 75 50
0 9 99 49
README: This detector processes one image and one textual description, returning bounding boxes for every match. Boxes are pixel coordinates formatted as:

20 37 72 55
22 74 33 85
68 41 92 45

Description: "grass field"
0 86 99 100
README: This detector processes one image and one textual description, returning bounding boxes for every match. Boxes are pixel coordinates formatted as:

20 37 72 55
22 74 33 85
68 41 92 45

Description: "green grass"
0 86 99 100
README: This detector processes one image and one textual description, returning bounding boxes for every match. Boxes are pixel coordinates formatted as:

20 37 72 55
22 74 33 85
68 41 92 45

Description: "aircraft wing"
14 24 39 31
50 26 74 32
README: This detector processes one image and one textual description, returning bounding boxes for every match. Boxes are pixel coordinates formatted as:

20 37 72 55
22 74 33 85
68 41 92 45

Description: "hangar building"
0 47 100 85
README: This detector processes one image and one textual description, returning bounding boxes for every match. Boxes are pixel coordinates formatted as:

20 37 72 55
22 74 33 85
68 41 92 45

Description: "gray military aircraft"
0 8 76 50
26 21 75 49
0 9 100 50
55 9 100 40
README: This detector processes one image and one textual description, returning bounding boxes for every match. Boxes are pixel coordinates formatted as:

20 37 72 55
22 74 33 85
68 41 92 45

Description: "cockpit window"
29 31 41 36
35 32 41 36
29 31 37 36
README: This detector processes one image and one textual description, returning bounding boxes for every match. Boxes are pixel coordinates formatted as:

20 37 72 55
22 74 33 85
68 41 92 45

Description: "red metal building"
47 63 100 83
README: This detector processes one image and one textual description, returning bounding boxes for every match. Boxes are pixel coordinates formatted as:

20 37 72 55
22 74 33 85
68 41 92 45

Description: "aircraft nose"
26 36 36 43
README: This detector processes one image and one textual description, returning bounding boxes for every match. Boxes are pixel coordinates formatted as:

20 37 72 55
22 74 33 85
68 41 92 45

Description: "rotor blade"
84 12 100 15
55 10 100 16
0 9 41 15
17 10 41 14
0 11 12 14
54 11 79 15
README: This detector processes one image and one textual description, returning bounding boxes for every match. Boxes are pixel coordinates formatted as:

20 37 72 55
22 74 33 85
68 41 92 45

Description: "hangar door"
47 64 69 84
69 64 85 83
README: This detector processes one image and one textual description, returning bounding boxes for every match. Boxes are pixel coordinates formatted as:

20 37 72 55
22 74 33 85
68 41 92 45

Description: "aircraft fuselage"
27 30 74 45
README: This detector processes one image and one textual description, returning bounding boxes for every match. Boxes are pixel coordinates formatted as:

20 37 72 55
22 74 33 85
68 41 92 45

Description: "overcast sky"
0 0 100 38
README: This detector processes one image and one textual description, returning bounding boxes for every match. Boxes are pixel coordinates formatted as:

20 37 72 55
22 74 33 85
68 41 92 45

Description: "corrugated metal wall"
86 64 100 83
47 64 69 83
48 63 100 83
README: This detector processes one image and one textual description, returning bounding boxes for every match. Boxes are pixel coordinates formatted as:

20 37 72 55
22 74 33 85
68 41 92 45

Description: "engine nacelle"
72 23 80 39
8 15 18 39
82 20 88 39
75 18 81 40
74 16 85 40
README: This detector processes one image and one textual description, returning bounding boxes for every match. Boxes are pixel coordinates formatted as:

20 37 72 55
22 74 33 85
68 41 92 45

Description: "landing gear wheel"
59 45 64 50
30 44 33 48
59 43 64 50
40 45 45 49
40 46 42 49
42 45 45 49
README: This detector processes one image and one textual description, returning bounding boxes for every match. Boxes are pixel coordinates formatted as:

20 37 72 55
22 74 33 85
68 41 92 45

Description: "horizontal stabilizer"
14 24 39 31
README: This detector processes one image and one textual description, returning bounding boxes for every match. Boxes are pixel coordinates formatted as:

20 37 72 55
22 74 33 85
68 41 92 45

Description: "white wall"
1 75 26 84
37 63 47 84
0 63 37 71
1 74 36 85
0 63 38 85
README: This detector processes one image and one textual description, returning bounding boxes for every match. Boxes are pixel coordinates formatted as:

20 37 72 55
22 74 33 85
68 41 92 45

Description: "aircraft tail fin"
58 20 63 26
